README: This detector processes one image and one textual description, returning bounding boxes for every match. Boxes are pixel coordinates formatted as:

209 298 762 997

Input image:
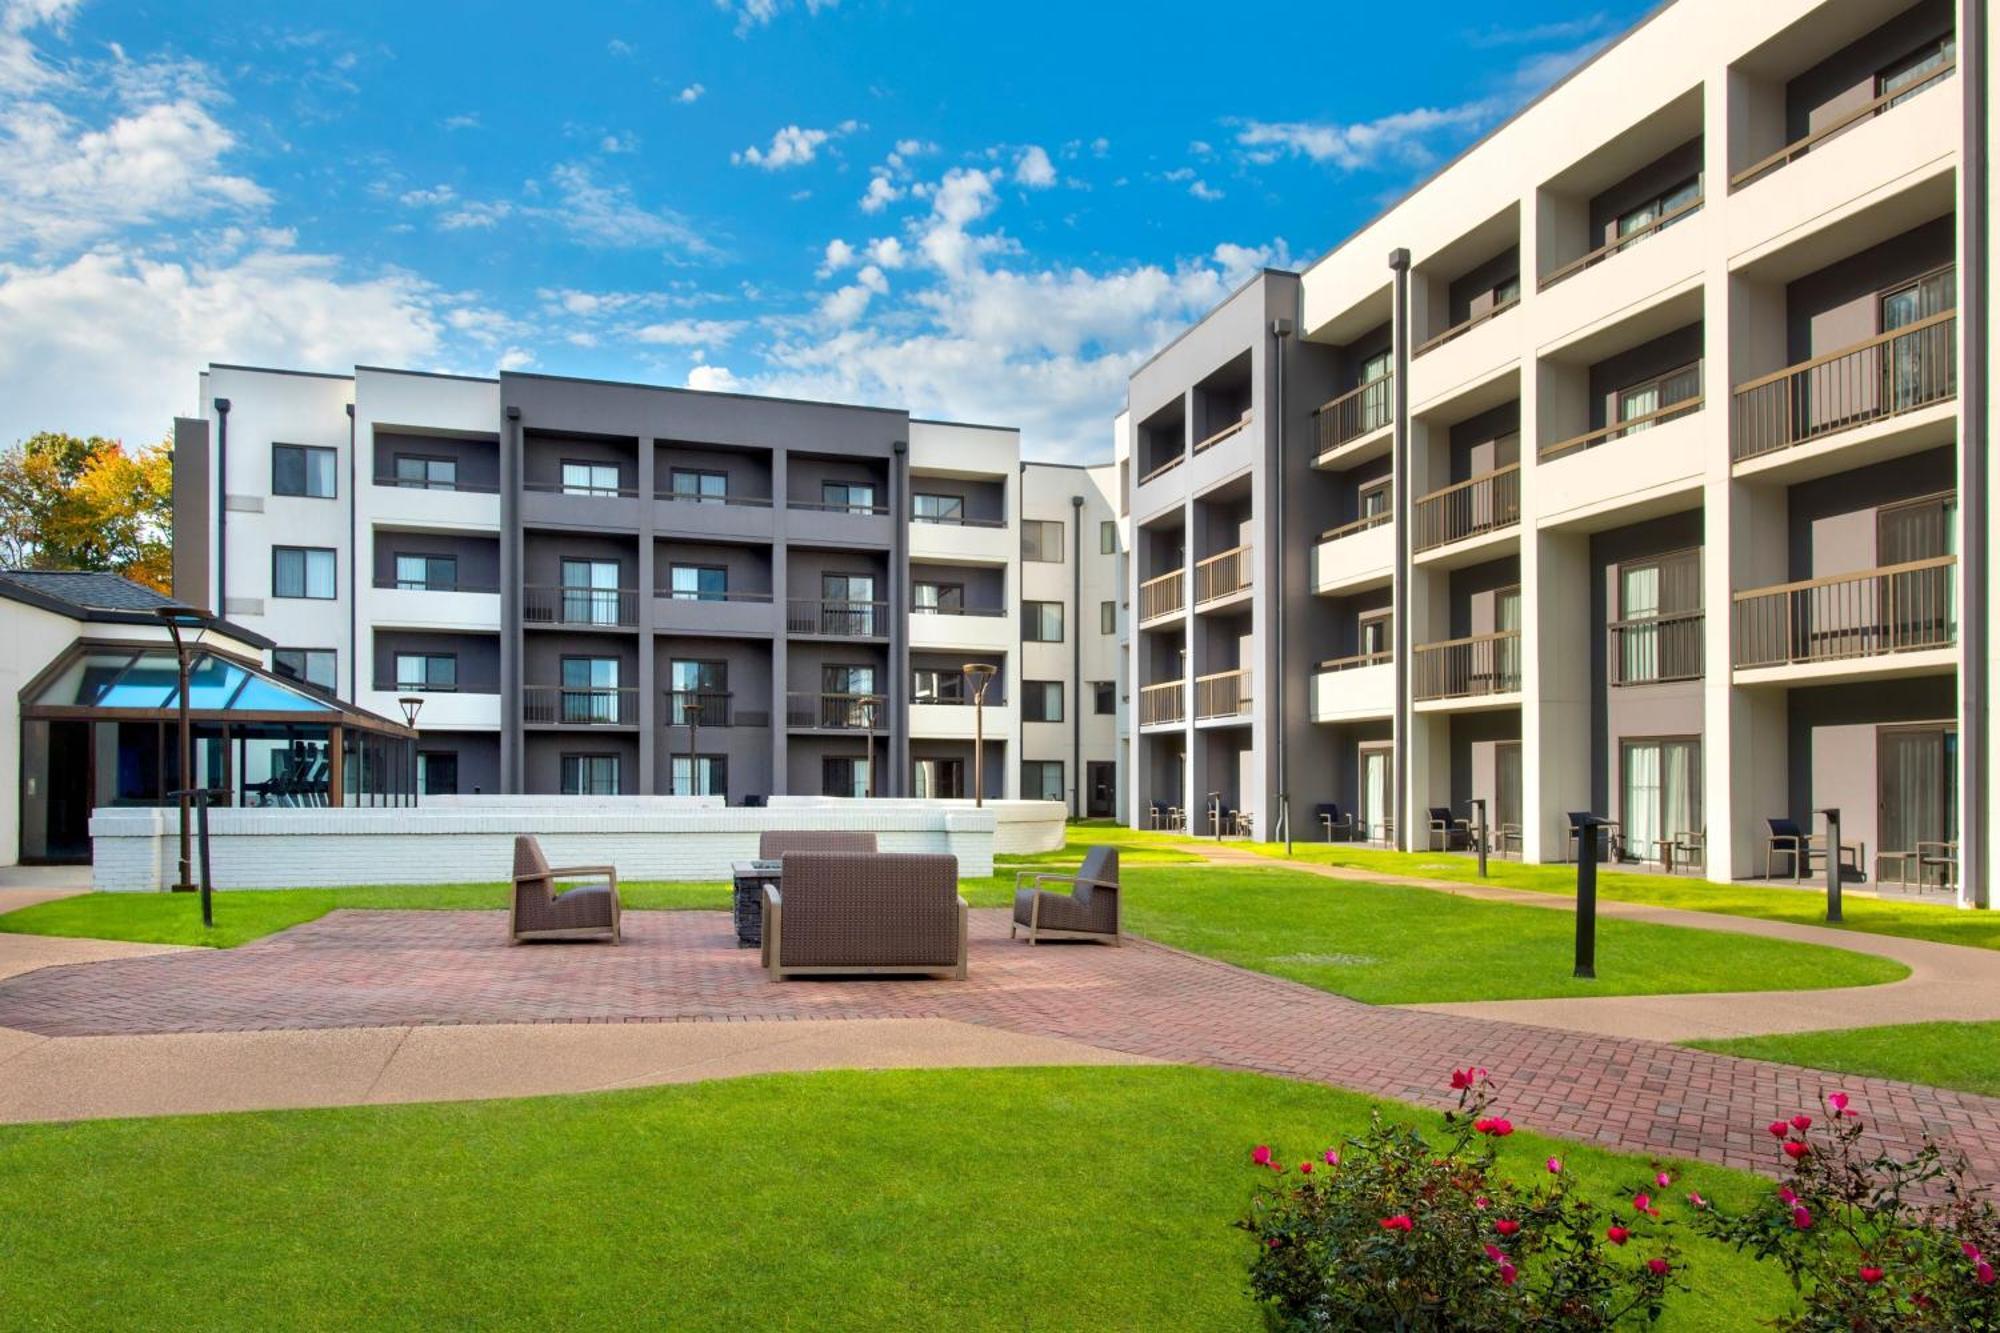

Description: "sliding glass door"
1879 724 1956 884
1621 738 1700 860
1358 744 1393 843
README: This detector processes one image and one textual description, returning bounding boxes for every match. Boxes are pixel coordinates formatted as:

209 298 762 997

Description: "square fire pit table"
730 859 782 948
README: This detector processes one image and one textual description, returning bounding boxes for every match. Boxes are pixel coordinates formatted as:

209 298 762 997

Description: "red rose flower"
1494 1219 1520 1237
1859 1266 1885 1284
1783 1141 1810 1160
1647 1258 1670 1277
1606 1225 1630 1246
1767 1121 1790 1138
1251 1145 1272 1166
1790 1114 1813 1131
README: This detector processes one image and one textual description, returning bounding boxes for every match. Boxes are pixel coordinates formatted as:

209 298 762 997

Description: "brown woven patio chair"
757 830 878 859
761 851 966 980
509 835 621 944
1011 845 1120 946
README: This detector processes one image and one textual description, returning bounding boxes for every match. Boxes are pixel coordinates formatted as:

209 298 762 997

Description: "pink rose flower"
1655 1172 1671 1188
1606 1225 1630 1246
1299 1161 1312 1175
1686 1191 1708 1209
1767 1121 1790 1138
1647 1258 1670 1277
1827 1092 1849 1113
1792 1206 1813 1230
1859 1265 1885 1284
1450 1066 1486 1090
1545 1157 1563 1174
1323 1149 1340 1167
1251 1145 1272 1166
1494 1219 1520 1237
1380 1214 1413 1232
1977 1261 1995 1286
1783 1141 1810 1161
1790 1114 1813 1131
1498 1261 1518 1286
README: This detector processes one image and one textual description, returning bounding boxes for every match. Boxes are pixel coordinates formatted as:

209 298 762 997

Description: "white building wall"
0 601 84 866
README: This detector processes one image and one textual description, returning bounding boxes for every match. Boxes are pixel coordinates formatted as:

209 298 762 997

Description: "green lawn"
0 1064 1790 1331
1688 1021 2000 1100
1237 840 2000 953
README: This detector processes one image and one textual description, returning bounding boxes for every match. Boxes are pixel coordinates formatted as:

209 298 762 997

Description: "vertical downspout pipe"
1962 0 1990 908
501 404 522 791
345 402 357 700
1072 493 1084 819
213 398 231 617
1388 248 1412 853
1272 314 1294 850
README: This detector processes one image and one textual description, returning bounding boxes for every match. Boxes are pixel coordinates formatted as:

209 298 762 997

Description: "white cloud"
606 37 636 56
1188 179 1223 201
1189 140 1213 156
0 0 79 95
541 162 712 256
1465 13 1614 47
632 317 742 347
858 173 902 213
1234 102 1493 172
716 0 838 36
674 82 705 104
732 121 852 170
440 111 480 131
600 131 638 154
438 200 512 230
686 362 743 392
398 184 455 207
1012 144 1055 188
496 346 535 370
864 235 905 270
819 237 856 273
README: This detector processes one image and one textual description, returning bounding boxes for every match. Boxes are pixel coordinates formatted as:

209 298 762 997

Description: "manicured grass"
1688 1021 2000 1099
1110 865 1904 1004
0 1065 1789 1330
1238 841 2000 953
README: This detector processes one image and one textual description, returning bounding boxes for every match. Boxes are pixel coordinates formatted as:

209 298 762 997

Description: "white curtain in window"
1621 565 1661 682
1623 743 1663 855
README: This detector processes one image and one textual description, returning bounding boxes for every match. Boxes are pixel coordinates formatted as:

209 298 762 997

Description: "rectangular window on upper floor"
1023 680 1064 723
1879 36 1956 108
394 554 458 592
272 647 337 694
273 547 336 599
394 454 457 491
1100 600 1115 635
1023 601 1063 642
1021 519 1064 562
272 444 337 499
667 468 727 503
912 493 965 524
1100 520 1116 554
561 461 622 497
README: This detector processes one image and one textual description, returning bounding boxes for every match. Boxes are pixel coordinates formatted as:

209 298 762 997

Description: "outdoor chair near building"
758 830 878 859
1566 812 1624 863
509 835 622 944
1429 807 1473 852
1012 846 1122 946
761 851 967 980
1494 823 1523 859
1764 817 1863 883
1317 803 1357 842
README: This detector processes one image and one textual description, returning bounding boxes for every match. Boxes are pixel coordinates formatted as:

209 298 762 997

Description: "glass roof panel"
225 672 336 713
30 650 139 707
96 658 181 708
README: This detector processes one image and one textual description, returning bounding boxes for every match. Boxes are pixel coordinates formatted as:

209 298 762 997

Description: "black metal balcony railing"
654 490 774 507
1731 310 1956 463
522 586 639 628
372 576 501 594
1412 631 1522 702
785 692 887 730
653 588 775 604
663 690 758 728
786 498 891 516
909 512 1008 528
786 599 888 637
372 474 501 494
1608 611 1705 686
1314 376 1394 457
1732 557 1957 670
523 686 638 726
910 604 1008 617
523 479 639 499
1412 466 1520 553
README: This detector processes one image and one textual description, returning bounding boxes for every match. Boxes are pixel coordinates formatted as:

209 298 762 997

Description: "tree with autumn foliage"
0 431 175 593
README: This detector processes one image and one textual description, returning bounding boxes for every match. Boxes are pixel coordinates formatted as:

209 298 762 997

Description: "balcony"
1194 668 1252 722
521 480 643 531
908 698 1015 740
1313 377 1394 466
908 511 1012 564
368 578 501 630
1732 311 1956 466
908 604 1013 651
1412 632 1521 705
1732 557 1956 680
784 497 894 546
359 687 498 731
664 691 770 729
1193 409 1251 456
1541 397 1703 463
522 586 639 630
1538 195 1703 294
1313 512 1394 595
1194 545 1252 609
367 474 501 530
652 491 775 542
1412 466 1519 556
785 692 887 731
786 599 888 639
1608 611 1704 686
651 588 776 636
1414 297 1519 359
1731 58 1956 191
522 686 638 727
1138 569 1185 626
1138 680 1184 728
1310 651 1393 723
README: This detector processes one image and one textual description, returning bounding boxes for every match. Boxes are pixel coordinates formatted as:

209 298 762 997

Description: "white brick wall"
763 797 1067 854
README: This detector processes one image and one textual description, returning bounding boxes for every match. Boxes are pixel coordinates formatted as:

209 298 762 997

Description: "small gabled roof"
0 570 274 649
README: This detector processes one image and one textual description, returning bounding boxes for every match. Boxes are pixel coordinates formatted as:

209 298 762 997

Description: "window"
822 480 877 512
272 443 336 498
669 754 728 797
560 461 622 496
1612 551 1701 684
1021 519 1064 563
394 554 458 592
668 564 728 602
1100 600 1116 635
822 755 871 798
560 754 620 795
1621 738 1701 861
1023 680 1064 722
1023 601 1063 642
821 572 878 635
1878 37 1955 108
560 657 622 724
1358 476 1393 521
822 663 879 728
1615 177 1701 243
1358 610 1393 659
1092 681 1115 715
1357 350 1392 432
395 653 457 692
416 751 458 796
1100 520 1116 554
394 454 457 491
273 547 337 600
560 559 623 625
913 493 965 524
1021 760 1064 802
913 581 965 614
667 468 727 504
1495 586 1522 689
667 660 727 725
912 667 966 703
912 758 964 799
1613 363 1701 437
272 648 337 694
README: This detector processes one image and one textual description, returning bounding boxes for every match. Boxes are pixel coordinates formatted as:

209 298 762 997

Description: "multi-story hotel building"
1122 0 1993 906
170 366 1121 809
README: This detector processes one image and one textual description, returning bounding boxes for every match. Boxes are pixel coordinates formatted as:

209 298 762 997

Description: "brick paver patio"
1 907 1995 1182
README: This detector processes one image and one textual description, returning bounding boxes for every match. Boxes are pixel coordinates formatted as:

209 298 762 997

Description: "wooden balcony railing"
1731 309 1956 463
785 599 888 637
1414 295 1520 357
1731 60 1957 189
1139 680 1184 727
1194 545 1252 605
1413 631 1522 702
523 686 638 726
1608 611 1705 685
1316 649 1393 672
1194 668 1252 720
784 692 887 730
1138 451 1185 485
1193 409 1251 455
1541 397 1704 461
1319 509 1392 543
1138 569 1185 623
1732 556 1957 670
1412 465 1520 553
1314 375 1394 457
1538 196 1703 292
522 586 639 628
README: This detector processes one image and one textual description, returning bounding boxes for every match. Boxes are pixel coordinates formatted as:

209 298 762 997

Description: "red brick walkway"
2 908 1995 1182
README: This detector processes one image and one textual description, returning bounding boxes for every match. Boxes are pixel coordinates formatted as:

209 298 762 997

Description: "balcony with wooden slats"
1731 556 1957 682
1412 632 1522 707
1411 466 1519 557
1137 568 1185 627
1193 544 1252 610
1194 668 1252 723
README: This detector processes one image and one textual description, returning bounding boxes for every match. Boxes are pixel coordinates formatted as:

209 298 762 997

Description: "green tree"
0 431 175 592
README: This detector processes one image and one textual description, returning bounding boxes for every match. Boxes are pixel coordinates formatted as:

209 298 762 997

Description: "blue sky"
0 0 1642 460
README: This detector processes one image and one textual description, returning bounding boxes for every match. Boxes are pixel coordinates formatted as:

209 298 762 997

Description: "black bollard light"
1574 815 1604 979
1471 798 1489 879
1818 806 1843 924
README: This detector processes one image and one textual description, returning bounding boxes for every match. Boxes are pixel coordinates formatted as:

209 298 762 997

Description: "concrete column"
1389 248 1413 849
499 405 522 792
636 433 656 795
770 447 790 795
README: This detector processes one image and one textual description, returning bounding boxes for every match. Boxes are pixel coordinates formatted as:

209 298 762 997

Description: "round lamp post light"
153 604 215 925
961 662 998 807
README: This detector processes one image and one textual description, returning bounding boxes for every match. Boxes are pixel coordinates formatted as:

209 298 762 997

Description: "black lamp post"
399 697 424 806
962 662 997 806
153 605 212 896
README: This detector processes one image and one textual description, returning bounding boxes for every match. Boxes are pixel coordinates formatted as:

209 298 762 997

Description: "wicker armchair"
1012 846 1121 946
509 835 621 944
758 830 878 859
1428 807 1472 851
761 851 967 981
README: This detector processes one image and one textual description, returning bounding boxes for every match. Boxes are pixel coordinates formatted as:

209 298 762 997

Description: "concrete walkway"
1195 845 2000 1041
0 1017 1153 1125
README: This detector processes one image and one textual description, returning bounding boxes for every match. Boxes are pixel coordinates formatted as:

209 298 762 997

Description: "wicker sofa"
510 835 621 944
1011 846 1120 945
758 830 878 859
761 851 967 981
